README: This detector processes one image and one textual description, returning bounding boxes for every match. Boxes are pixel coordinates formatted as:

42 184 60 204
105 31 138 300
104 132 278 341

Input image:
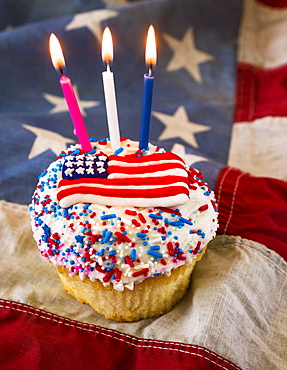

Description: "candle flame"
145 25 157 73
49 33 65 71
102 27 113 67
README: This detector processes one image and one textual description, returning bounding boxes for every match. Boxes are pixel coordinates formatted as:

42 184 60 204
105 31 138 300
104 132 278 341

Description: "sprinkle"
116 270 122 282
149 214 163 220
114 232 131 243
198 204 209 212
193 242 201 255
158 207 181 216
84 149 96 155
101 231 113 244
169 221 184 227
132 268 149 277
114 147 124 155
167 242 174 256
100 214 117 220
150 246 160 250
147 250 163 258
124 255 134 267
161 259 167 266
103 269 115 282
132 219 141 227
179 217 193 225
138 213 146 223
131 249 136 262
136 232 146 238
125 209 137 216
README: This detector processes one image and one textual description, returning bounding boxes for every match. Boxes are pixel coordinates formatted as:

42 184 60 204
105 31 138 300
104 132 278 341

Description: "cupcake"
30 138 218 322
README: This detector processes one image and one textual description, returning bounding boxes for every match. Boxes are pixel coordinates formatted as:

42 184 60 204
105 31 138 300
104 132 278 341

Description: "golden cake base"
57 250 206 322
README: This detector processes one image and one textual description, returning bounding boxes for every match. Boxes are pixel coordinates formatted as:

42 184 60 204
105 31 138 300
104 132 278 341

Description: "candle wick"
106 61 111 72
148 64 153 77
59 65 65 77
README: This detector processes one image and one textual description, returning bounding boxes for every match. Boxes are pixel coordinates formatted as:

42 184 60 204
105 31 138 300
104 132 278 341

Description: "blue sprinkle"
42 224 51 236
109 251 116 255
169 221 184 227
90 138 98 142
179 217 193 225
101 231 113 244
147 250 163 258
83 204 91 210
136 233 146 238
149 214 163 220
84 149 96 155
150 246 160 250
131 249 136 262
114 147 124 155
75 235 85 244
100 214 117 220
70 261 75 265
70 149 80 156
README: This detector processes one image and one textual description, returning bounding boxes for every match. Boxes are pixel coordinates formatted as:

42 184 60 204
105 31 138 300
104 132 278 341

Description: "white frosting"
30 139 218 291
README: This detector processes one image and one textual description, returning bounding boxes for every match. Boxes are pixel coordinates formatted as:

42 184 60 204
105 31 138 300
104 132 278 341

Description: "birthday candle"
49 33 92 153
101 27 121 150
139 25 157 150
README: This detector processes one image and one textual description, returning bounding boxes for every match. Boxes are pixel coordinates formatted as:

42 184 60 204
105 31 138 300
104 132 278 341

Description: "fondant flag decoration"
57 152 190 208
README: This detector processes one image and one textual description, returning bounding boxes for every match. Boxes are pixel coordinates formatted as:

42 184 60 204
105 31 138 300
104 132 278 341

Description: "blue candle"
139 73 154 149
139 25 157 150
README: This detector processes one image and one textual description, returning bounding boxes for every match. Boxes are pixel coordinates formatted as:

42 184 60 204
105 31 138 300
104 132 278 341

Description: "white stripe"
108 168 188 179
239 0 287 68
228 116 287 180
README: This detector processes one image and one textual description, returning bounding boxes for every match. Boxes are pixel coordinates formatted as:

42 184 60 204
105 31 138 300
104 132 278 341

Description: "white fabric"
1 200 287 370
239 0 287 68
228 116 287 180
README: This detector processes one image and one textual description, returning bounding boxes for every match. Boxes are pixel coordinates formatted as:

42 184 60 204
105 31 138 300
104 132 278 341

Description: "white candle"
102 27 121 150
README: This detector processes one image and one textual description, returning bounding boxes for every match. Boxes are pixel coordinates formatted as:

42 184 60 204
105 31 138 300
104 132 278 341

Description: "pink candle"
49 33 92 153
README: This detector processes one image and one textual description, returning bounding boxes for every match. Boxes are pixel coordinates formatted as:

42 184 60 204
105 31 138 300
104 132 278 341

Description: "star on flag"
43 85 99 116
65 9 119 42
152 105 211 148
163 27 214 83
23 124 75 159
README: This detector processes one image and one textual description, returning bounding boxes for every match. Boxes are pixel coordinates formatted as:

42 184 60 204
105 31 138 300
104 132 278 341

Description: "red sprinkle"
132 219 141 227
161 259 167 266
125 209 137 216
124 255 134 267
193 241 201 255
114 232 131 243
103 269 115 282
167 242 174 256
198 204 209 212
138 213 146 223
116 270 122 282
132 268 149 277
158 207 181 216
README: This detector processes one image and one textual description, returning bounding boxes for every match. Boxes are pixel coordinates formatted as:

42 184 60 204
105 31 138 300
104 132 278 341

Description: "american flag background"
0 0 287 369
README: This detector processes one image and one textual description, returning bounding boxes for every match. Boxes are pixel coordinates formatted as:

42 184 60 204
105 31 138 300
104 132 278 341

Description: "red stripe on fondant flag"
215 166 287 261
0 299 241 370
234 62 287 123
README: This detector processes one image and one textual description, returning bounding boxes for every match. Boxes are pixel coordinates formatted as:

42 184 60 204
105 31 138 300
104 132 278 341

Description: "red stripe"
215 166 287 261
59 175 188 188
57 185 189 201
109 152 185 164
234 63 287 122
108 162 185 175
257 0 287 7
0 299 241 370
